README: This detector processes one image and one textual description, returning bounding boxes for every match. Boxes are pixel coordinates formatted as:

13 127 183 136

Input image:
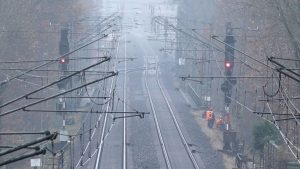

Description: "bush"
253 121 281 151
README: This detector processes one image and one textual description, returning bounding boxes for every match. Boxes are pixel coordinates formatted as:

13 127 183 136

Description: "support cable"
0 57 111 109
0 72 117 117
5 28 111 84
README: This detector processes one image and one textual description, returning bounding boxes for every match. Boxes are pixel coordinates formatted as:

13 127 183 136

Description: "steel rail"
155 63 201 169
144 58 172 169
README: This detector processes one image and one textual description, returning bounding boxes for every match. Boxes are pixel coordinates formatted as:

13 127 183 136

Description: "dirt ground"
194 110 235 169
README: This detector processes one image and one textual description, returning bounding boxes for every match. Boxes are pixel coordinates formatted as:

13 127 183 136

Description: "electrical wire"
262 71 281 97
72 15 121 168
266 102 300 163
82 71 111 106
155 12 300 165
0 12 121 169
1 72 59 91
74 117 116 169
193 26 300 162
279 87 300 124
4 26 113 85
159 16 263 73
117 96 140 112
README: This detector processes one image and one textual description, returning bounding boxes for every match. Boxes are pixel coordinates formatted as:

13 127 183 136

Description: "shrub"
253 121 281 151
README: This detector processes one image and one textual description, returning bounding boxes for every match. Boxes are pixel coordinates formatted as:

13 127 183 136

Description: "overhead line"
74 13 120 46
180 76 275 79
0 57 111 109
0 132 57 156
0 68 110 73
0 148 46 167
0 56 107 64
212 35 273 69
6 27 111 83
155 17 259 72
0 72 117 117
26 96 110 100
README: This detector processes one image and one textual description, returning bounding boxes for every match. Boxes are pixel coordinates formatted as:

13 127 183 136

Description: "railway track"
145 58 172 169
144 58 201 169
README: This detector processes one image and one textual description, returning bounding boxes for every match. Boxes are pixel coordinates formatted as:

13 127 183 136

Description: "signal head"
59 57 66 64
225 61 232 69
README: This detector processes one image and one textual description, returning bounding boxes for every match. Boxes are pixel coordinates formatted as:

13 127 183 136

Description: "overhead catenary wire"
153 16 218 51
262 71 281 97
81 53 113 106
90 66 117 169
58 79 116 169
211 35 274 70
203 36 300 158
0 72 117 117
224 55 300 162
0 12 121 168
0 149 46 167
268 57 300 82
74 116 116 169
0 57 111 109
271 57 300 62
157 11 300 165
0 132 57 157
0 68 111 73
0 11 118 38
73 17 121 168
175 17 271 109
74 12 120 47
5 26 112 84
1 72 59 91
0 56 108 64
266 103 300 163
279 87 300 124
160 16 260 72
82 72 111 106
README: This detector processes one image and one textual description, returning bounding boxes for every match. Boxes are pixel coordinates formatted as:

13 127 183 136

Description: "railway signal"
224 22 235 77
57 29 70 90
59 57 66 64
58 29 69 72
225 61 231 69
225 61 233 76
221 23 236 106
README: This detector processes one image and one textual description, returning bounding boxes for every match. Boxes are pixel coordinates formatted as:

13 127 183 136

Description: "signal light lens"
225 61 231 68
60 57 66 64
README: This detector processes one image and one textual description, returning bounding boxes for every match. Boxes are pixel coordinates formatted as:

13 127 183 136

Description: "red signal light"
225 61 232 69
59 57 66 64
